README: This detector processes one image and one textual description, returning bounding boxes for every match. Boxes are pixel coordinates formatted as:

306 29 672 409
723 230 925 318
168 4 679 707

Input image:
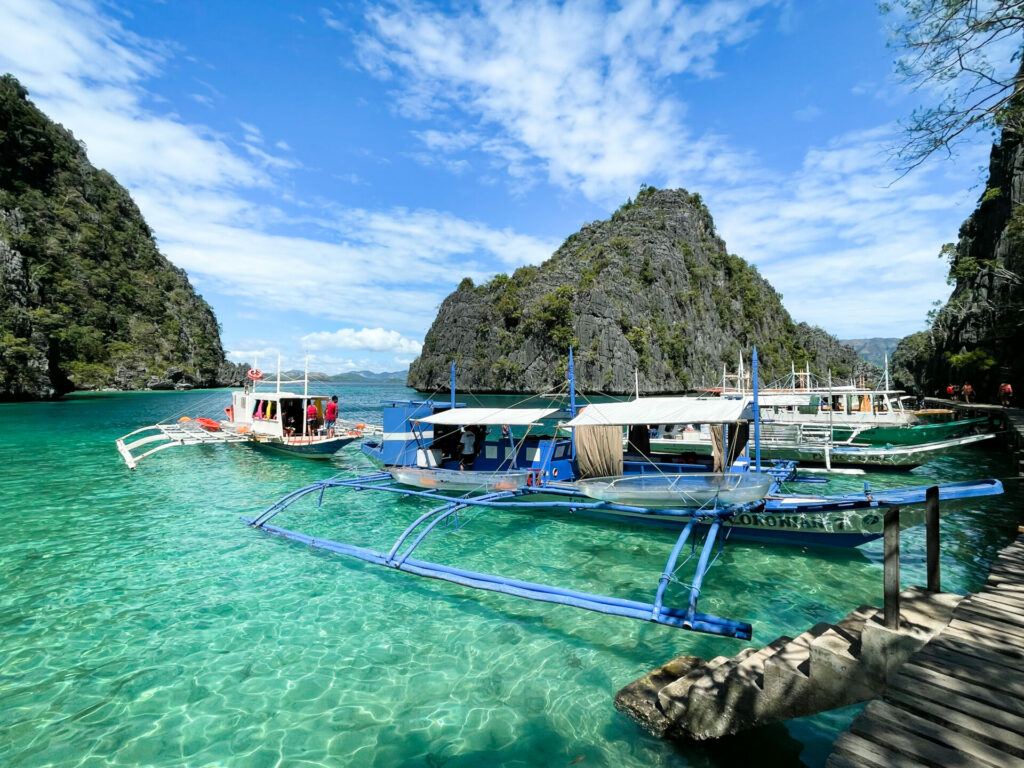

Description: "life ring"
196 417 221 432
247 368 264 381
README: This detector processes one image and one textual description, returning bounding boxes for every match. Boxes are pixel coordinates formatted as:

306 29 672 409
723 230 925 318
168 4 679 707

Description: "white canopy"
565 397 752 427
757 393 812 407
413 407 561 426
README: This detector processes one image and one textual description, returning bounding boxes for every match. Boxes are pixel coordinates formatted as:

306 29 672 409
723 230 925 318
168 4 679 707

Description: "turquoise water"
1 384 1020 767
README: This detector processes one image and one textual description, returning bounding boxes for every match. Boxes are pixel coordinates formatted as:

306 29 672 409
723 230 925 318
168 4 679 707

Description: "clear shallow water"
0 384 1020 767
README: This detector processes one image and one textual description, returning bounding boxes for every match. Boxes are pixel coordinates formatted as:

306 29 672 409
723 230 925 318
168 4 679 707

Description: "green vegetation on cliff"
408 186 873 394
0 75 239 399
892 61 1024 398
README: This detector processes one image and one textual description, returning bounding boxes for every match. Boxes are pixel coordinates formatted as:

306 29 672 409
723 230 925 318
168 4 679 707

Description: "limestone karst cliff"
407 186 873 394
0 75 245 400
892 78 1024 398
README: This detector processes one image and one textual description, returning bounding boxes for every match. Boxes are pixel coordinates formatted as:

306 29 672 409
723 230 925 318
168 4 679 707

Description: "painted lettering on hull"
731 511 882 534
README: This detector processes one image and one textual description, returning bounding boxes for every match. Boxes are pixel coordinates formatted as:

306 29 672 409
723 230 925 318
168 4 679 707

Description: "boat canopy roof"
757 393 813 406
566 397 753 427
413 406 562 426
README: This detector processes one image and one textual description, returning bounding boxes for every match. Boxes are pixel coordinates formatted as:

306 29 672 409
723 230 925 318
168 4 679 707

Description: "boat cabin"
363 401 575 481
230 389 332 439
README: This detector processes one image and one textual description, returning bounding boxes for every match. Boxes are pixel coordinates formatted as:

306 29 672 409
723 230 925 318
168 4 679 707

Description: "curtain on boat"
711 423 750 472
576 425 623 478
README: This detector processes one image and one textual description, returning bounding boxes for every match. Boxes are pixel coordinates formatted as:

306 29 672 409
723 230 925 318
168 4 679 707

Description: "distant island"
408 186 877 395
838 338 902 368
0 75 245 400
276 369 408 383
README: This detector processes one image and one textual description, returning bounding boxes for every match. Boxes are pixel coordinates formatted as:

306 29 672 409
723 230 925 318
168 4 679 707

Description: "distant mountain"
277 369 407 383
330 370 407 382
839 338 901 368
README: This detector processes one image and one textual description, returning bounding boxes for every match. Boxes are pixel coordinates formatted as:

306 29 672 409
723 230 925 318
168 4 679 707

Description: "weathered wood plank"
900 661 1024 714
888 673 1024 736
912 646 1024 699
955 605 1024 641
850 702 1007 768
856 700 1024 768
884 687 1024 758
944 623 1024 659
971 588 1024 612
832 731 931 768
927 634 1024 674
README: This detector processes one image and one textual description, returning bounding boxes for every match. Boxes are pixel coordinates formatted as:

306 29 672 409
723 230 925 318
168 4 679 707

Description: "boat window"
525 447 540 463
485 445 498 459
874 396 888 412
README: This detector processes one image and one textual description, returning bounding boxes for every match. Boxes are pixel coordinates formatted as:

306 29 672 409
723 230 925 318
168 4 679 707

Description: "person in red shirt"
306 401 318 436
325 395 339 437
962 383 974 404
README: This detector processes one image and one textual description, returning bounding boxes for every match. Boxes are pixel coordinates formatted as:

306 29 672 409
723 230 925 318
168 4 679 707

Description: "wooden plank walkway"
828 534 1024 767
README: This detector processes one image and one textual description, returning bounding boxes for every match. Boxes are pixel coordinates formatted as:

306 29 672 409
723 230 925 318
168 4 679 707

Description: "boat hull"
389 467 531 492
832 417 988 445
574 473 773 508
249 435 358 458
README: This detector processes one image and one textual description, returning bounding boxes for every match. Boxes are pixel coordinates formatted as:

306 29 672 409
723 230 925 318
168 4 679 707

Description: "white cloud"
0 0 555 347
355 0 772 204
301 327 423 355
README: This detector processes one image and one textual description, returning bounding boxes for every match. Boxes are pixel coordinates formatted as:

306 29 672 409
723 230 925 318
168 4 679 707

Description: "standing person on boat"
1000 382 1014 407
946 383 955 399
963 382 974 404
306 401 318 436
458 427 476 471
324 395 339 437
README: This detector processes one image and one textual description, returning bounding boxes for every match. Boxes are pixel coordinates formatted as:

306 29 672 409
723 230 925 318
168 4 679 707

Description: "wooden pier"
827 534 1024 768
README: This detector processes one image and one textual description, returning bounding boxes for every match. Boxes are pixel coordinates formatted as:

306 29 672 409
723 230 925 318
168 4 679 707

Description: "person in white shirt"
459 428 476 470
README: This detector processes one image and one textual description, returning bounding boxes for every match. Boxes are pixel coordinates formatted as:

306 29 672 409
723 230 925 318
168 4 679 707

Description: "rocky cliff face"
0 75 242 400
892 93 1024 398
407 187 873 394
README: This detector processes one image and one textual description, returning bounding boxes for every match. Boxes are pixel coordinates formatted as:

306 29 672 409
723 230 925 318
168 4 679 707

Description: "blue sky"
0 0 1012 372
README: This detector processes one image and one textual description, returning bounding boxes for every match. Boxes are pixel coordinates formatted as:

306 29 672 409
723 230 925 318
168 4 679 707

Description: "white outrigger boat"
116 363 380 469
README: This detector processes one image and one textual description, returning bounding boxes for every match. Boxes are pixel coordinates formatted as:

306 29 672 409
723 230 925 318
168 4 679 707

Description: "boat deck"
827 534 1024 767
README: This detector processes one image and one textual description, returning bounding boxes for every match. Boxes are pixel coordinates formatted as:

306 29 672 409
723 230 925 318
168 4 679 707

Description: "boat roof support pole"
753 346 761 473
450 361 456 410
568 346 577 460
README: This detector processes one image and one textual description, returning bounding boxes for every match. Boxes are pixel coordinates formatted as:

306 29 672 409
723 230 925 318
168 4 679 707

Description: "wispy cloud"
0 0 555 348
353 0 773 202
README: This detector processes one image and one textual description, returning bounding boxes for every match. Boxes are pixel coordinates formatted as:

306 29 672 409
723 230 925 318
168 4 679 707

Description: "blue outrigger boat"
244 349 1002 639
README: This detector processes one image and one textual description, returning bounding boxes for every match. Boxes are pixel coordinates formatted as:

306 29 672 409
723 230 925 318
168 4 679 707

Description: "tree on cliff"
882 0 1024 171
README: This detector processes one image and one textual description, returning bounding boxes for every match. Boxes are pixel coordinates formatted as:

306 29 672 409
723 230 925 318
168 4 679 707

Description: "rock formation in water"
407 186 874 394
891 74 1024 399
0 75 246 400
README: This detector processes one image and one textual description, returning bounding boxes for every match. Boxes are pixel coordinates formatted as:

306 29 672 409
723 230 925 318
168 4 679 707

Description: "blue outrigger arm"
244 475 754 640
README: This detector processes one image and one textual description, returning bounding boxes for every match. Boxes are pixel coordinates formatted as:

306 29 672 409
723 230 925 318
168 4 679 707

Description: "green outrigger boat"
830 417 990 446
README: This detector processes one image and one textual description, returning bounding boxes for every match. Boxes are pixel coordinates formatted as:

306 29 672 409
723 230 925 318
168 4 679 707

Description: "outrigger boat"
116 363 381 469
243 350 1003 640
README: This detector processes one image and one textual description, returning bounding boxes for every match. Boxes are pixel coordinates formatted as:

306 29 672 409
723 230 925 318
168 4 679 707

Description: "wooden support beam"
884 506 900 630
926 486 940 593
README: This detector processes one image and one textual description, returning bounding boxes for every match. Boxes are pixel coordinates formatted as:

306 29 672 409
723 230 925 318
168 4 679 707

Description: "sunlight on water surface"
0 384 1019 767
